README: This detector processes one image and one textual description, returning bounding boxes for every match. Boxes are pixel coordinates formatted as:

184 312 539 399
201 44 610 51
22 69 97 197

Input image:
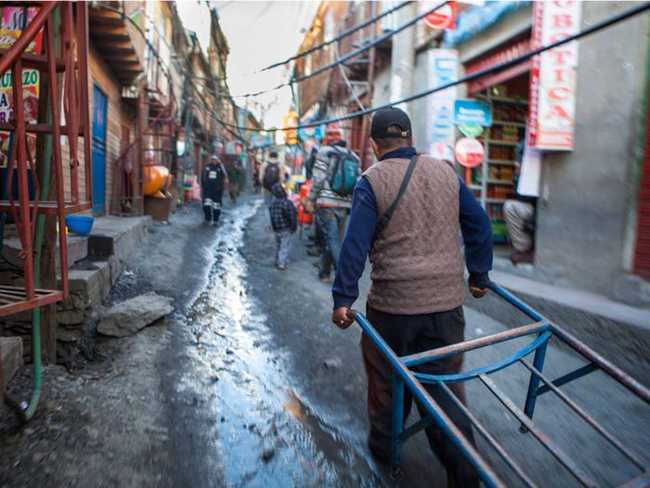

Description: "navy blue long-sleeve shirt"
332 147 493 310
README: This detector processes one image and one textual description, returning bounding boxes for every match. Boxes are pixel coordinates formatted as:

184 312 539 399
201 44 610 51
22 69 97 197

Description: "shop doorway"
464 73 533 262
91 84 108 215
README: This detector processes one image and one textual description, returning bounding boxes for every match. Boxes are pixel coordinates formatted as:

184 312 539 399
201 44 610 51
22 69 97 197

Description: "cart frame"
353 283 650 488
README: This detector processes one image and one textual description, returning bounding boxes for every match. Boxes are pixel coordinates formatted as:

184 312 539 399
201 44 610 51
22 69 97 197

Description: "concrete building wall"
535 2 650 302
412 50 429 153
371 66 392 109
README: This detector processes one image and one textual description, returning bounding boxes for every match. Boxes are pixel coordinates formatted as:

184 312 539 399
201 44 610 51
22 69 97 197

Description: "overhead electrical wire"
229 1 449 99
258 0 410 72
214 1 650 133
98 3 251 146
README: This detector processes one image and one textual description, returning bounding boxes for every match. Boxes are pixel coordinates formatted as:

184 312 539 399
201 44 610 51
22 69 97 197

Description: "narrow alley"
1 1 650 487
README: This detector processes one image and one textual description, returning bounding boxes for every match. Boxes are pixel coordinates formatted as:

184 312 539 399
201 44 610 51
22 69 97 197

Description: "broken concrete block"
97 292 174 338
1 337 23 385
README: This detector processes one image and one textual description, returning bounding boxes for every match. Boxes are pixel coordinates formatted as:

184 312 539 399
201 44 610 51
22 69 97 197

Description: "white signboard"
428 49 458 161
528 1 581 150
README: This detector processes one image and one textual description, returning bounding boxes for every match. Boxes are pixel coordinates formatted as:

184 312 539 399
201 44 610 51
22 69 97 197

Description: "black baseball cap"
370 107 412 139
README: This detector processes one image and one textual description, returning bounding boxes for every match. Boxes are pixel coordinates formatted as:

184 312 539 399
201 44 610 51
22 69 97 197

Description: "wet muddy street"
160 195 650 487
1 195 649 488
162 199 386 487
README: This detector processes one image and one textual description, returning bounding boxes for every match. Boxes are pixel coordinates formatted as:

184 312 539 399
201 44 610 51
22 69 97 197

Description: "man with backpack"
201 154 228 225
260 150 287 207
307 127 361 282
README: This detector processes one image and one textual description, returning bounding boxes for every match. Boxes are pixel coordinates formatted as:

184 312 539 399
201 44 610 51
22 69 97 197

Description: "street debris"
97 292 174 338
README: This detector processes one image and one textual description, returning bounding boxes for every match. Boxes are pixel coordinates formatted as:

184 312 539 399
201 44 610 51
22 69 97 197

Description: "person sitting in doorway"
504 142 539 265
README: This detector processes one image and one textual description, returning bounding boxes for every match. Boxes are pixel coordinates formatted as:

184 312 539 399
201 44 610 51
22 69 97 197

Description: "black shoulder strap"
374 155 418 242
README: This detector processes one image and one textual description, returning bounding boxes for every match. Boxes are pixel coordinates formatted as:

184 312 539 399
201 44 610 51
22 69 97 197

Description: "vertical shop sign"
429 49 458 161
0 7 43 168
528 1 581 151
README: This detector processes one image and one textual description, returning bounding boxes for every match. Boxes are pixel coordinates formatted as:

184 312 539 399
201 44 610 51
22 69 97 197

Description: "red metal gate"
0 2 92 316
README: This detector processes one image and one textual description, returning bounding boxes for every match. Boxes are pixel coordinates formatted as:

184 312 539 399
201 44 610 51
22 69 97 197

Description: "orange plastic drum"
143 165 170 196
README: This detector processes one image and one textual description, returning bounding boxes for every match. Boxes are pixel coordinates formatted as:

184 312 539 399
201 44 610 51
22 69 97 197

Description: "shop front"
444 1 650 303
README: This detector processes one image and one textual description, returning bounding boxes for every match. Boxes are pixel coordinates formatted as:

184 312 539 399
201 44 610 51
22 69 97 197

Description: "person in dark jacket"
269 182 297 270
331 107 493 487
201 155 228 225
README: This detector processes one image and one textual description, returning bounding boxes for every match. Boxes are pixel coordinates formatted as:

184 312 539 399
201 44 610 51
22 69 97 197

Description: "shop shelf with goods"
464 85 528 245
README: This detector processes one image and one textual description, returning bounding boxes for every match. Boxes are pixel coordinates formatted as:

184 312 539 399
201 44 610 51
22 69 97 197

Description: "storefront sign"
453 99 492 127
428 49 458 161
458 123 484 138
455 137 484 168
423 1 457 30
528 1 581 151
0 7 43 168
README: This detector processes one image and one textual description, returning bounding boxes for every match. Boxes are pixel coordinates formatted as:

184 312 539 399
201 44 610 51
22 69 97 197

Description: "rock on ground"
97 292 174 337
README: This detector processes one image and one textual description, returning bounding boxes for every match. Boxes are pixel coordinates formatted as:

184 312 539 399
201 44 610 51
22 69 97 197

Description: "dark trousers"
315 207 346 278
203 188 223 223
362 306 479 488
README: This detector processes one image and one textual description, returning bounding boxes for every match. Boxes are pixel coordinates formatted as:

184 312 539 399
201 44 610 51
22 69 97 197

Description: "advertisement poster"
0 6 43 168
428 49 458 161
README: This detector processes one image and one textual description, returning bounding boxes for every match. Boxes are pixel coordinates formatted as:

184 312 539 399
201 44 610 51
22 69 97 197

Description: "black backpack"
263 164 280 191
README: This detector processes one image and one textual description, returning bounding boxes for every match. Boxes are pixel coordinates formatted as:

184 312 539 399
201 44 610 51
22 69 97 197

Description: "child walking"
269 183 297 270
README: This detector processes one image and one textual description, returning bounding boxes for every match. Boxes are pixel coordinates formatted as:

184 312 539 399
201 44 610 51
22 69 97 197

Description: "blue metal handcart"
353 283 650 488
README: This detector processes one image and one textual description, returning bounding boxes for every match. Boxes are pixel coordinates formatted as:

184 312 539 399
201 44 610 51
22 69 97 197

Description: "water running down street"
163 197 650 487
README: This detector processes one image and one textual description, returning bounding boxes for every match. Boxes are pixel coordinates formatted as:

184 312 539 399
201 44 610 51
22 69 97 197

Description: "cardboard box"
144 196 172 222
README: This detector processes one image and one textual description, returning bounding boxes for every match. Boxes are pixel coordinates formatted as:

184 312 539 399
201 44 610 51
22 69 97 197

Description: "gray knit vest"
364 155 465 315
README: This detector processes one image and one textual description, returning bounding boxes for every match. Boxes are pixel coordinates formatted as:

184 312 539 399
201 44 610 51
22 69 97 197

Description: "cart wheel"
519 424 529 434
390 466 402 480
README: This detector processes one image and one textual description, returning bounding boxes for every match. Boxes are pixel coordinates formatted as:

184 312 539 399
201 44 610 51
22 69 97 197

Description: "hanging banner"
0 7 43 168
527 1 581 151
428 49 458 161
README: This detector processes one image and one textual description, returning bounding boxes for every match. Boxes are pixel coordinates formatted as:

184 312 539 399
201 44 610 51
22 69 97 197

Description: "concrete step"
58 215 152 326
0 336 23 387
2 234 89 270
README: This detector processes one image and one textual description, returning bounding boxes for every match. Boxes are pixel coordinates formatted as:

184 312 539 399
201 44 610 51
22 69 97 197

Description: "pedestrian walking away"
269 182 297 270
201 154 229 226
260 151 287 208
307 126 360 282
331 107 493 487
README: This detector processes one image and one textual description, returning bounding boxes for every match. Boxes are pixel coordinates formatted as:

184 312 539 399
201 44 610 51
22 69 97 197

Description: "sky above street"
177 0 320 129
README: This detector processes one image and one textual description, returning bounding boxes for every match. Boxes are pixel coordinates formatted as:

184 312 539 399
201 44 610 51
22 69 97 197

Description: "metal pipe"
520 359 647 470
354 312 506 488
438 382 538 488
479 374 598 487
535 363 598 396
413 330 551 384
549 323 650 405
489 284 650 405
402 321 548 367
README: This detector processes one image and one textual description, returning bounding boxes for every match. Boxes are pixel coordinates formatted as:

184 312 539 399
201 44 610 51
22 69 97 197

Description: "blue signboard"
453 99 493 127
